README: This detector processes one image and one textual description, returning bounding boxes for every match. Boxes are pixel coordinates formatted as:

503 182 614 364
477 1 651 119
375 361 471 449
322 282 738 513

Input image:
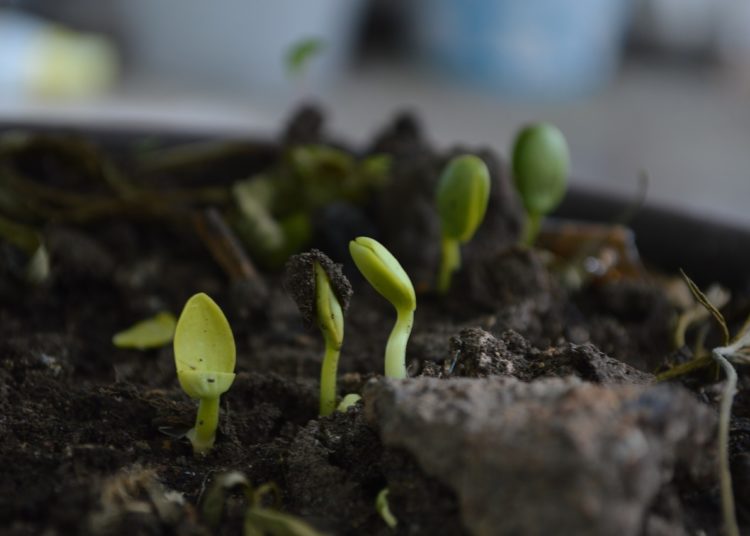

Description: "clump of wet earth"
1 108 748 535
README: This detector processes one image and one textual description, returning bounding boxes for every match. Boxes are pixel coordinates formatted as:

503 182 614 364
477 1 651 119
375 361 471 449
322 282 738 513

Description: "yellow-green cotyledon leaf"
112 312 177 350
174 293 236 399
512 123 570 216
349 237 416 312
314 262 344 349
436 154 491 243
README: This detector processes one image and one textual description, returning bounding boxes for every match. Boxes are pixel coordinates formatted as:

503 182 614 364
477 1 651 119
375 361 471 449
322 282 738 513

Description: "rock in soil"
364 376 715 536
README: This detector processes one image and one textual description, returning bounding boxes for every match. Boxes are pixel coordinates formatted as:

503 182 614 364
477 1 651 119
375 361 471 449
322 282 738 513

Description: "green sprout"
284 250 352 416
173 293 236 455
337 393 361 412
203 471 324 536
376 487 397 529
349 237 416 379
435 154 491 293
512 123 570 246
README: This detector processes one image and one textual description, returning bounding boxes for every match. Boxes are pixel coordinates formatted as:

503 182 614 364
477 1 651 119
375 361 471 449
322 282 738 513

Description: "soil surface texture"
1 108 749 536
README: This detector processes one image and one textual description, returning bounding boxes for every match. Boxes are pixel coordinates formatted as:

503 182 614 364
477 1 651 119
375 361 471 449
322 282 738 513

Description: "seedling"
349 237 416 378
512 123 570 246
376 487 397 529
659 271 745 536
283 250 352 416
203 471 324 535
173 293 236 455
435 154 491 293
337 393 361 412
113 312 176 350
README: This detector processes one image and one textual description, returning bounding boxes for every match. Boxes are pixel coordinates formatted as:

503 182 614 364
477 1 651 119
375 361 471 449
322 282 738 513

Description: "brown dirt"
1 107 748 535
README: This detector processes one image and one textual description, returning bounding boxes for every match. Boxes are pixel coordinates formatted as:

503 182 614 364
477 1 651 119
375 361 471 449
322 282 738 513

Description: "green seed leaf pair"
512 123 570 245
314 262 344 350
350 237 415 379
174 293 236 400
434 154 491 293
172 293 236 455
283 250 352 416
436 155 491 244
349 237 416 313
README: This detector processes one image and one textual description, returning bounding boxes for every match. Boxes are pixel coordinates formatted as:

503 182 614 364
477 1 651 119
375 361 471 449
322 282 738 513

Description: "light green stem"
437 237 461 294
385 308 414 378
188 396 220 455
319 343 341 416
522 211 543 246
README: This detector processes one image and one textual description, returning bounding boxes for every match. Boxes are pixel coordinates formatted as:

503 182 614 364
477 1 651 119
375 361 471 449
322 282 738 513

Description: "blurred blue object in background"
411 0 633 98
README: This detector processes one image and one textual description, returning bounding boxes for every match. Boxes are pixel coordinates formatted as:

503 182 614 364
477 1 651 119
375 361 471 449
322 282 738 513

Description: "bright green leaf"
436 154 491 243
512 123 569 216
349 237 415 313
337 393 361 412
174 293 236 399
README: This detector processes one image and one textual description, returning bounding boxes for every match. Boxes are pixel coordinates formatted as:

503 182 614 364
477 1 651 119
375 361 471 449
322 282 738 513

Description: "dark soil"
1 108 748 535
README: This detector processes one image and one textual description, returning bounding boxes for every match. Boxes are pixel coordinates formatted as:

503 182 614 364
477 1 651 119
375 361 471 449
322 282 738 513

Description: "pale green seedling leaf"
349 237 415 312
113 312 177 350
314 262 344 349
337 393 361 412
376 488 397 529
174 293 236 399
512 123 570 216
436 154 491 243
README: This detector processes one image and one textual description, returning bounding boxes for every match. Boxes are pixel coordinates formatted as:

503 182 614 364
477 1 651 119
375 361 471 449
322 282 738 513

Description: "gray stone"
364 376 715 536
448 328 654 385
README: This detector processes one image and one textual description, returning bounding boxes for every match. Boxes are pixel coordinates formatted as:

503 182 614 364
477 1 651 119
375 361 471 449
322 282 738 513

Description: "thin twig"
192 208 258 282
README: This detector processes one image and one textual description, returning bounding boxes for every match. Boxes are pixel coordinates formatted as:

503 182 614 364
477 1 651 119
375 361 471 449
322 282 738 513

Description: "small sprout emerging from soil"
203 471 324 536
112 312 177 350
672 283 730 349
283 250 352 416
337 393 361 412
173 293 236 455
435 154 491 293
512 123 570 246
349 236 416 378
376 487 397 529
660 271 743 536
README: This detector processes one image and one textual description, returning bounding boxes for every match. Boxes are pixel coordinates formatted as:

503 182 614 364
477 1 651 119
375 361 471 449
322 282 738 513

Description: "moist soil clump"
1 108 748 535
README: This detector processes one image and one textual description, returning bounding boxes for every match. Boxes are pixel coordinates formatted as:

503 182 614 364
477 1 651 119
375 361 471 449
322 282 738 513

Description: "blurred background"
0 0 749 226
